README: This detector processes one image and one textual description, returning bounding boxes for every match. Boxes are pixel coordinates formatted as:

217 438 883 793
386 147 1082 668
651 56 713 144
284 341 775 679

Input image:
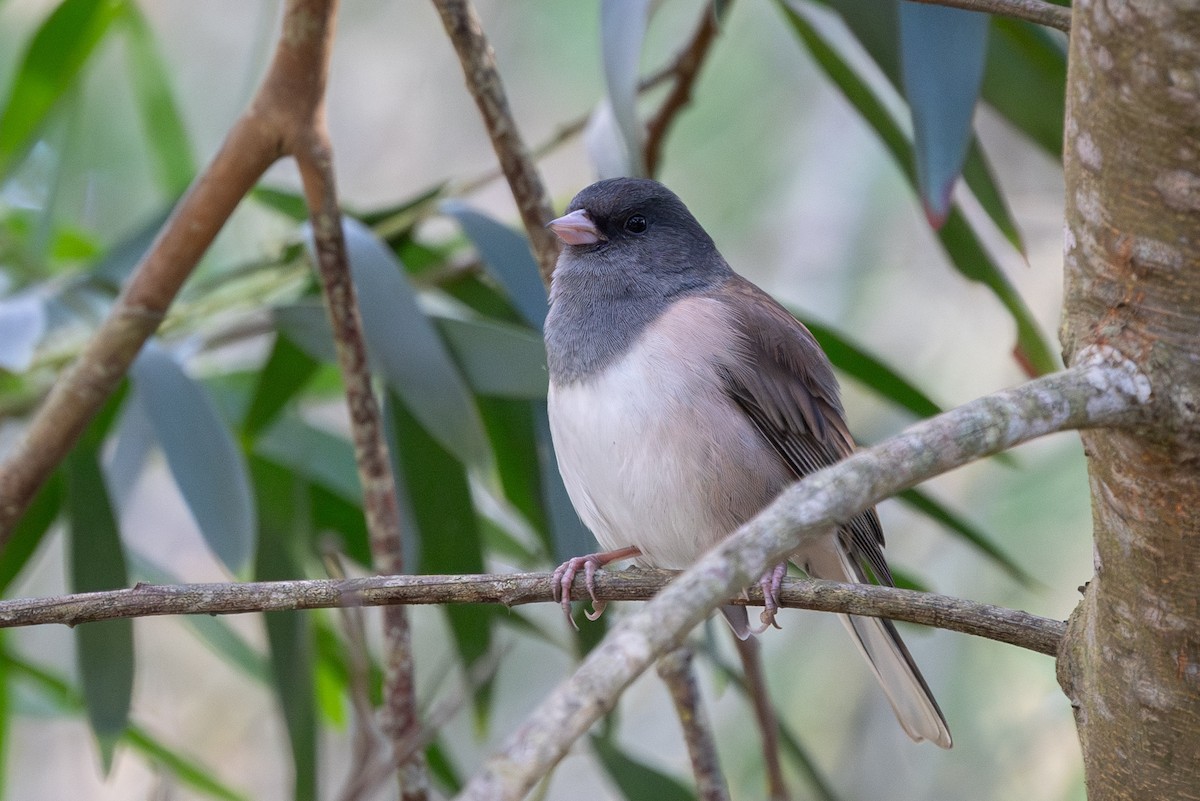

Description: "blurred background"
0 0 1085 799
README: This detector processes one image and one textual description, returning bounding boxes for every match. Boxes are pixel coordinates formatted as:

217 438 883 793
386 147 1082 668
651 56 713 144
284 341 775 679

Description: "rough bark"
1057 1 1200 797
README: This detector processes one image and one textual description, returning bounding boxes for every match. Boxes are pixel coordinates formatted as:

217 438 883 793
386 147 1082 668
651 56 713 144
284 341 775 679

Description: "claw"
550 546 642 627
751 563 788 634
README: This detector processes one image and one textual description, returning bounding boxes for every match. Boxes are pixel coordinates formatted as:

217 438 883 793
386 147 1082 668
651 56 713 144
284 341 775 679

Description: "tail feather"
798 539 953 748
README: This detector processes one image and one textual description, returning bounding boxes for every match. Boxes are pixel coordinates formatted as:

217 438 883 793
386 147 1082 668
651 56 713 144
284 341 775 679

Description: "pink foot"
551 546 642 628
751 562 788 635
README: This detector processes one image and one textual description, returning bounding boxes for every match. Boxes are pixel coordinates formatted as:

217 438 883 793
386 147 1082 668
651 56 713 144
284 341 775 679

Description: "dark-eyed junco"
542 177 951 748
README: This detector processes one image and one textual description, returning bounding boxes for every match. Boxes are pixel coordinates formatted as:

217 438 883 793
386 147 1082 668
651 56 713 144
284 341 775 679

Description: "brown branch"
455 357 1151 800
430 0 560 284
657 647 731 801
644 2 724 177
0 571 1064 655
291 36 427 801
908 0 1071 32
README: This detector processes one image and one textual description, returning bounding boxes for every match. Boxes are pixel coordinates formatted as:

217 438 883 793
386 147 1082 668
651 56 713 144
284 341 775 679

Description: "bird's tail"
800 541 953 749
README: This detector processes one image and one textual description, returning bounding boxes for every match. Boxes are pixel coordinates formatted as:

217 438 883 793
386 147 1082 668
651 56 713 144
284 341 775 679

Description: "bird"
541 177 952 748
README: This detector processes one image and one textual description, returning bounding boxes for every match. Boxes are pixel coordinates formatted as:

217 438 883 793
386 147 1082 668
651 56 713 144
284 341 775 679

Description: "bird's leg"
552 546 642 628
752 562 788 634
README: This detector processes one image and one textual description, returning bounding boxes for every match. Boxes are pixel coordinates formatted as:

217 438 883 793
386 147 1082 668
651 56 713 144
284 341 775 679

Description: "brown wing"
711 275 893 587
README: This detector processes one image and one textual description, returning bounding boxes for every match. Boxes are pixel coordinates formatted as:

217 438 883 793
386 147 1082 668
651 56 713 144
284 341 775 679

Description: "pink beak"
547 209 604 246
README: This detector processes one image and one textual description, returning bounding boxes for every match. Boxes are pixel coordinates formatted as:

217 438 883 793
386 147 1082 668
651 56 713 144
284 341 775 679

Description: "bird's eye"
624 214 648 234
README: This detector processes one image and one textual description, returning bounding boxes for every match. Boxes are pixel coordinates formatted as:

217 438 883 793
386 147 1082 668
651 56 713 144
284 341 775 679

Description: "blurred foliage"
0 1 1069 799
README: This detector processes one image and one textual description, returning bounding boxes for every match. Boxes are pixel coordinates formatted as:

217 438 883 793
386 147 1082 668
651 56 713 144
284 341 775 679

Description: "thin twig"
454 356 1151 800
644 2 725 177
732 636 789 801
909 0 1071 32
657 647 731 801
430 0 560 284
0 572 1063 655
295 86 429 801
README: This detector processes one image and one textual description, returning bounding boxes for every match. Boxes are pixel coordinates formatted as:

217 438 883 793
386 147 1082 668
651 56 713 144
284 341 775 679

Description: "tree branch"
657 647 731 801
0 571 1062 654
454 356 1151 800
430 0 560 284
644 2 724 177
908 0 1071 32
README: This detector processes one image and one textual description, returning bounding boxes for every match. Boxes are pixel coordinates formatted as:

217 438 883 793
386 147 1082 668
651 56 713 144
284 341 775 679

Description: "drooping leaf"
0 293 46 372
272 301 337 364
252 187 311 222
255 416 361 505
3 652 249 801
0 470 62 595
440 201 548 329
242 334 319 442
0 0 122 180
533 401 594 563
385 393 495 718
810 0 1024 248
65 427 132 772
897 488 1032 585
981 18 1066 157
434 314 547 399
306 217 490 467
898 3 991 226
309 483 371 567
427 739 464 795
119 3 194 194
478 397 552 561
600 0 652 177
591 735 696 801
777 1 1058 375
253 458 317 801
130 343 256 573
798 316 942 419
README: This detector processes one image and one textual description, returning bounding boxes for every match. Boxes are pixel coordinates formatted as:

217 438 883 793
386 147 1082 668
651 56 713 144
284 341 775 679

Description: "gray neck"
543 246 730 384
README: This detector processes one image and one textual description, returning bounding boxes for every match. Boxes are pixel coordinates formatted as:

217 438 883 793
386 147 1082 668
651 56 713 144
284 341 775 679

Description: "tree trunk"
1058 0 1200 797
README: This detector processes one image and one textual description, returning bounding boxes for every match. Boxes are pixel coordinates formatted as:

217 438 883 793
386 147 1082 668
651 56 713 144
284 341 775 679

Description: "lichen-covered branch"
454 357 1151 801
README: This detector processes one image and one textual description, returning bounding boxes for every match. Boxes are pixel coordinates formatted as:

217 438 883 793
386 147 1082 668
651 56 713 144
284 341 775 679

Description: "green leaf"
427 739 464 795
478 398 551 561
0 0 122 180
434 314 548 399
798 316 942 419
386 393 495 717
777 1 1058 376
0 470 62 595
119 3 194 194
242 334 319 442
309 217 491 467
600 0 651 176
253 458 317 801
3 652 249 801
252 187 310 222
591 736 695 801
896 488 1032 585
65 428 132 772
255 416 361 504
130 343 256 573
981 19 1065 157
898 3 991 225
440 202 548 329
310 483 372 567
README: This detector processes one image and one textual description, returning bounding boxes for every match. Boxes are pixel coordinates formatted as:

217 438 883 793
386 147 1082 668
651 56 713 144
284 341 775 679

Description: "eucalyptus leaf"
899 3 991 226
130 342 256 573
0 0 121 180
242 334 320 442
65 435 132 772
305 217 490 467
434 315 547 399
440 201 548 329
897 488 1032 585
600 0 652 177
591 735 696 801
0 472 62 595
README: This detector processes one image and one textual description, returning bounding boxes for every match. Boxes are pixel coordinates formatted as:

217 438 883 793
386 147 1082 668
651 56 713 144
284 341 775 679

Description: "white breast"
547 297 787 569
